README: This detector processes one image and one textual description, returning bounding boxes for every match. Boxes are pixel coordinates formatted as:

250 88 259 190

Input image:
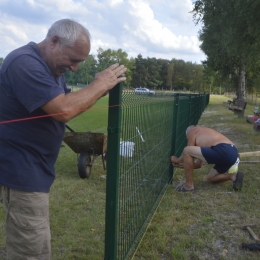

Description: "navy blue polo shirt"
0 42 71 192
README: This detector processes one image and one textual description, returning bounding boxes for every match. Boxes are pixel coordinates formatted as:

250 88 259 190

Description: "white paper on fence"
120 141 135 157
136 127 145 142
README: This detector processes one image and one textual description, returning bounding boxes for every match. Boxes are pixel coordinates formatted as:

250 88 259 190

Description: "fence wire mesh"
105 88 209 260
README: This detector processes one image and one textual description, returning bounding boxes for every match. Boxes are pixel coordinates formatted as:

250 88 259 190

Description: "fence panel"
105 89 209 260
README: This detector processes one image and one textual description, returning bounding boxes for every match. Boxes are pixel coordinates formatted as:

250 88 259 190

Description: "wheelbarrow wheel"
78 152 92 179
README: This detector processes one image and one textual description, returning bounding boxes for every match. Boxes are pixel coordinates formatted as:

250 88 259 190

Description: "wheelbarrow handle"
65 124 75 132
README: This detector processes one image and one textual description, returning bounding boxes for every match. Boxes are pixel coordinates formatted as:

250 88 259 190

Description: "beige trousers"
0 186 51 260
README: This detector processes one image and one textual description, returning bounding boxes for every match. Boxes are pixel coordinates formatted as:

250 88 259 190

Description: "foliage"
171 59 204 92
192 0 260 99
96 48 134 87
64 54 97 86
62 49 205 92
131 55 164 89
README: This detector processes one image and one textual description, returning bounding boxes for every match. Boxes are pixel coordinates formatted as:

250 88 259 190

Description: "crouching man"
170 125 243 192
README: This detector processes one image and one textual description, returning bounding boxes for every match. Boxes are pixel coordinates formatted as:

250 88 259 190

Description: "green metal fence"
104 85 209 260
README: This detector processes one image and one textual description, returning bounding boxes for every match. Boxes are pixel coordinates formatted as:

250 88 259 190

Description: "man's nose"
69 63 79 72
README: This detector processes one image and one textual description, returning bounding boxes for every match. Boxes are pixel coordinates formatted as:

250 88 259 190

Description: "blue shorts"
201 143 238 174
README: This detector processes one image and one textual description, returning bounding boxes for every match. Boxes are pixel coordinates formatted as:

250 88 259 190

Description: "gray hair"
46 19 91 48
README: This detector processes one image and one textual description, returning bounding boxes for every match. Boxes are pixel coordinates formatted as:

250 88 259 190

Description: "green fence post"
104 83 122 260
188 94 192 126
169 94 179 181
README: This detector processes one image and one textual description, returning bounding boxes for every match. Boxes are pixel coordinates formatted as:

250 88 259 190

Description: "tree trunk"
238 61 246 100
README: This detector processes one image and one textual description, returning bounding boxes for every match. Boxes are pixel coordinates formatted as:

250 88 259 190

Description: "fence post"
104 83 122 260
188 94 192 125
169 94 179 181
199 94 203 118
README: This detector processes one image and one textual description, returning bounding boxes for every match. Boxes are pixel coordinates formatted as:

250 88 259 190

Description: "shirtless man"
170 125 243 192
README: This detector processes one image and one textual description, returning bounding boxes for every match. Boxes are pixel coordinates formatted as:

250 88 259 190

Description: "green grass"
1 95 260 259
66 95 108 133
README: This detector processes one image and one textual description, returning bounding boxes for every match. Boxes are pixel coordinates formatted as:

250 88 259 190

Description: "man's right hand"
95 63 127 93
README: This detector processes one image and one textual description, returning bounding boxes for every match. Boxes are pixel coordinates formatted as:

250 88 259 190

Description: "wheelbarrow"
63 124 107 179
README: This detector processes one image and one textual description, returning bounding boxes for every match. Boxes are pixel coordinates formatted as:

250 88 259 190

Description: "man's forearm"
41 63 127 122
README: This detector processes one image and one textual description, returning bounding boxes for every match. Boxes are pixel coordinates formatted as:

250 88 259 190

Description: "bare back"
187 126 233 147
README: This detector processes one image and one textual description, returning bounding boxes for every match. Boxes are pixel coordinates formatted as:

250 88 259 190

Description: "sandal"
233 171 244 191
176 184 194 192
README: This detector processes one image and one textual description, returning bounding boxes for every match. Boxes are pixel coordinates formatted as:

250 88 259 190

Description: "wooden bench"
223 100 233 108
227 99 247 118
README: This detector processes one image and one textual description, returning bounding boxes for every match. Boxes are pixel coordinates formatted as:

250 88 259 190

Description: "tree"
65 54 97 86
166 63 174 90
96 48 133 87
146 57 162 89
131 54 147 88
131 55 164 89
83 54 97 85
64 47 205 91
96 48 117 72
157 59 170 89
192 0 260 100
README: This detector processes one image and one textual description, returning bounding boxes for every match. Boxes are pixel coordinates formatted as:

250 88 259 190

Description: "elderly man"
0 19 127 259
171 125 243 192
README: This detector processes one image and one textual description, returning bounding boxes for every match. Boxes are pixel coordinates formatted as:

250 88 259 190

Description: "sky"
0 0 206 64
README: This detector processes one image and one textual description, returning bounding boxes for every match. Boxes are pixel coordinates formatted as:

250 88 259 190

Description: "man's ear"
50 36 60 49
